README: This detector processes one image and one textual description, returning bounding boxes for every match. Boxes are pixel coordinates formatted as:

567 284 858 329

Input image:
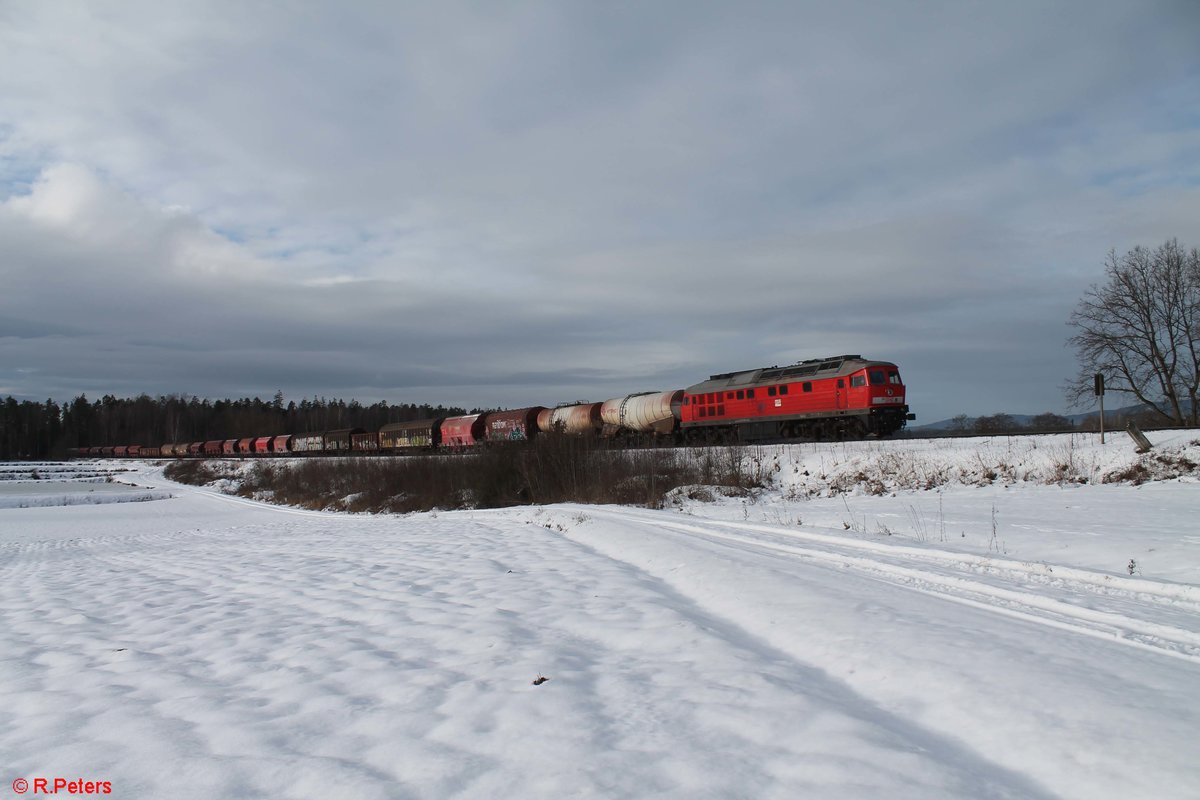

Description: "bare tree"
1031 412 1072 431
948 414 973 433
974 413 1016 434
1067 239 1199 426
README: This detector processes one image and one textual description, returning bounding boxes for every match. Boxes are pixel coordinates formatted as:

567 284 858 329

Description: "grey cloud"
0 2 1198 422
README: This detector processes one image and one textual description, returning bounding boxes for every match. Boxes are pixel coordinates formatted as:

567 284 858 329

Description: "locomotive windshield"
869 370 887 385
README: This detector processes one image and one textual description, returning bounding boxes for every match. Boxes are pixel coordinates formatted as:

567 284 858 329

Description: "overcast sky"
2 1 1198 423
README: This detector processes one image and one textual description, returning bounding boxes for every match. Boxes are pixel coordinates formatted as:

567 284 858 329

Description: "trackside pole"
1094 373 1105 444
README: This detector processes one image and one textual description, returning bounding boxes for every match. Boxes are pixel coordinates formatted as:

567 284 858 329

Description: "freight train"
72 355 913 457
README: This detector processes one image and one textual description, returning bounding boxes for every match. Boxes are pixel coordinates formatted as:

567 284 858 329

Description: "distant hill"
913 402 1190 433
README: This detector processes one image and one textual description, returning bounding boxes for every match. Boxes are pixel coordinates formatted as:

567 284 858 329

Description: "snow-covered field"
2 432 1198 798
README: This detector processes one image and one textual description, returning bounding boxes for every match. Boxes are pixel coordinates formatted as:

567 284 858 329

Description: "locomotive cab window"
889 371 902 384
801 382 811 393
851 375 866 387
780 385 789 395
869 370 887 385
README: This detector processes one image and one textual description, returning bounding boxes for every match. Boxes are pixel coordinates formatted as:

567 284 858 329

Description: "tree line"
945 412 1075 435
939 408 1173 437
0 393 468 460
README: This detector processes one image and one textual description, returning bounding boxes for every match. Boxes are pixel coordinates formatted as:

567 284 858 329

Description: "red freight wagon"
187 442 203 456
440 415 486 449
253 436 272 454
270 435 291 453
203 440 223 456
222 439 237 455
115 446 129 457
238 438 254 454
484 407 545 443
141 446 160 458
127 445 141 457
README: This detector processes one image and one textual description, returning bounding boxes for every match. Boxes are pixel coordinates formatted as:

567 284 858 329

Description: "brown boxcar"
291 433 324 453
324 428 365 452
536 403 603 435
128 445 142 457
440 415 485 449
253 436 273 454
115 446 129 457
141 446 160 458
483 407 546 443
379 419 441 450
351 431 380 451
270 435 291 453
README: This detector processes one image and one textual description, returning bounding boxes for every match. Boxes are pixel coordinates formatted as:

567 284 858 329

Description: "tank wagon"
600 391 683 438
537 403 603 436
89 354 911 457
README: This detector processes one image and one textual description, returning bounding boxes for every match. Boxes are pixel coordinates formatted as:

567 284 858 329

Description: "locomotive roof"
684 355 894 394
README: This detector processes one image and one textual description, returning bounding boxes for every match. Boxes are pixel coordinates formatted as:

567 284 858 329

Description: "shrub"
171 438 767 513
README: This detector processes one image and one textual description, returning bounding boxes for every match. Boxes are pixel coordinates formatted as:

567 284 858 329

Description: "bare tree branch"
1066 240 1200 426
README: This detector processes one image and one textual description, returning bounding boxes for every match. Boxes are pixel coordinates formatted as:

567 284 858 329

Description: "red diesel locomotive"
680 354 911 442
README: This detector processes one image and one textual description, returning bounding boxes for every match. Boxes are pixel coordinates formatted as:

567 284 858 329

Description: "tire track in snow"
581 508 1200 664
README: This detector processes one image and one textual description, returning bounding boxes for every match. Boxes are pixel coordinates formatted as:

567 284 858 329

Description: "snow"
1 432 1198 798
